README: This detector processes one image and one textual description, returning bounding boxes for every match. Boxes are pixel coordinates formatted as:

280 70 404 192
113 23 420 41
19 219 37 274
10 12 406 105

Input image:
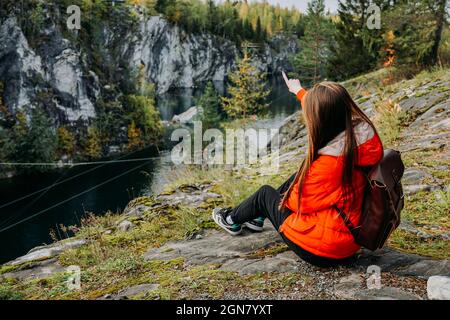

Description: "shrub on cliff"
124 94 162 145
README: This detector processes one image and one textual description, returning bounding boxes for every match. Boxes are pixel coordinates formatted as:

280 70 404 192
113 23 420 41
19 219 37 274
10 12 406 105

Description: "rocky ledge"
2 181 448 300
1 70 449 300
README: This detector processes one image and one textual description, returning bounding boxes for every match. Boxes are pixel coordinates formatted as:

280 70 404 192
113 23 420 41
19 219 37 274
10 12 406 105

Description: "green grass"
389 230 449 260
373 99 407 146
0 253 315 300
402 190 450 230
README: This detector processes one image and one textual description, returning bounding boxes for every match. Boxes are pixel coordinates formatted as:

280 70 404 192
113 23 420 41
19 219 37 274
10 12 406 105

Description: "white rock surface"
427 276 450 300
172 106 202 124
6 239 86 266
118 220 135 232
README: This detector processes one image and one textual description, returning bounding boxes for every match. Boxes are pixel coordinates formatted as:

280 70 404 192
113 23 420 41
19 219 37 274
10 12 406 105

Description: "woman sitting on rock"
212 73 384 268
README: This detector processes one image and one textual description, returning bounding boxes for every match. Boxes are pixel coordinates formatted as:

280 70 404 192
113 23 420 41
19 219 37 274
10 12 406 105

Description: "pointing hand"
282 71 302 95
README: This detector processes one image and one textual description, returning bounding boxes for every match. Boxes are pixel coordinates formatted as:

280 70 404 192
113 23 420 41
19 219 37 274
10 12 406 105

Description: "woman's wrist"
296 88 307 100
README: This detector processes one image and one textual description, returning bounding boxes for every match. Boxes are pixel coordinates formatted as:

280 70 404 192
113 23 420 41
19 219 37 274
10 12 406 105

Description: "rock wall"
0 11 298 127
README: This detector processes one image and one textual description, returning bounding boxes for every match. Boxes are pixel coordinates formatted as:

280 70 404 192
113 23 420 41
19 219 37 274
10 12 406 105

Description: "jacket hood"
318 120 383 166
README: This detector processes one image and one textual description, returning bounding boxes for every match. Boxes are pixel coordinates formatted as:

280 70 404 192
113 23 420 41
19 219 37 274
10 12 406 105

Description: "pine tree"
386 0 448 73
291 0 333 84
243 19 254 40
206 0 219 33
13 108 57 170
255 16 263 42
0 126 13 162
327 0 388 80
196 81 221 130
155 0 168 13
221 51 270 119
424 0 448 66
0 82 14 128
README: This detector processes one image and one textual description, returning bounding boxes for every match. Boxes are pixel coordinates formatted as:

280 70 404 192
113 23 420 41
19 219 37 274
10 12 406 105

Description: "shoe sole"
212 211 242 236
243 222 264 232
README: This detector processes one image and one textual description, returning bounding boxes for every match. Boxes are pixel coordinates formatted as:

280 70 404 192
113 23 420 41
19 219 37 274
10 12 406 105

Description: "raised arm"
282 71 307 109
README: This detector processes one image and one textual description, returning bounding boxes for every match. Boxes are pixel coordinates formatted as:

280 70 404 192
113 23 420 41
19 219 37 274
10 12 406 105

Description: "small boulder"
6 239 86 266
124 204 150 218
117 220 135 232
427 276 450 300
403 184 434 195
172 106 202 125
402 169 433 185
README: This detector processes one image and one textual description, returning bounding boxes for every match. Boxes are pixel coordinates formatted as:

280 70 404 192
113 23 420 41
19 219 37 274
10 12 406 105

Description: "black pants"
230 174 354 268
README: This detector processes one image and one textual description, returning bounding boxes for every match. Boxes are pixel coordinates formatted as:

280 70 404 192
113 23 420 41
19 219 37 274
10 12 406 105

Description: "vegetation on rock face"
57 127 77 158
0 0 164 172
1 108 58 171
83 127 103 160
124 93 162 145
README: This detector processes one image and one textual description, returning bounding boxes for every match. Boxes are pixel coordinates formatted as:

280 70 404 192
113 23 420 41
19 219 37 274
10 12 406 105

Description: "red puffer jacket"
279 89 384 259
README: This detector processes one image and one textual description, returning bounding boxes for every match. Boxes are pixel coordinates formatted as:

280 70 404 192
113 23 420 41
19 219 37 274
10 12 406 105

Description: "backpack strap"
333 205 361 239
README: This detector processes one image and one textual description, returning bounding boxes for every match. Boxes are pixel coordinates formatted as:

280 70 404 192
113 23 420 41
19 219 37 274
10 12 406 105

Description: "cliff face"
0 12 298 127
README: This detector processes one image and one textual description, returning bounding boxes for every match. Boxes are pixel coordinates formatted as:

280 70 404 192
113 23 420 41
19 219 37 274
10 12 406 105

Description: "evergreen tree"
386 0 448 73
424 0 448 66
255 16 263 42
155 0 168 13
291 0 333 84
294 17 306 38
196 81 221 129
327 0 388 80
0 126 13 162
206 0 219 33
243 19 254 40
221 51 270 119
13 108 57 170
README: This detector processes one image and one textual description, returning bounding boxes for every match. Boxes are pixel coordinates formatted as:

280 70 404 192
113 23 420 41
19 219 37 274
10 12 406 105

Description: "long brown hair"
279 81 381 213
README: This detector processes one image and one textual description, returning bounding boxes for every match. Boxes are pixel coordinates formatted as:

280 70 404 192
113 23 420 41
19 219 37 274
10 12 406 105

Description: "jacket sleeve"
296 89 308 109
299 156 344 214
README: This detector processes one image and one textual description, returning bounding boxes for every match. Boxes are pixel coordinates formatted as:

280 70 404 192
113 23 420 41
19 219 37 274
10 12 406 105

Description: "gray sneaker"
243 217 265 232
212 208 242 236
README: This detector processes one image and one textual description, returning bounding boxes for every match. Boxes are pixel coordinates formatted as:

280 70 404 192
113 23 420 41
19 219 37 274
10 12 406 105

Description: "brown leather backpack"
334 149 405 251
